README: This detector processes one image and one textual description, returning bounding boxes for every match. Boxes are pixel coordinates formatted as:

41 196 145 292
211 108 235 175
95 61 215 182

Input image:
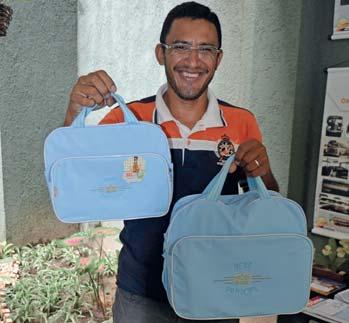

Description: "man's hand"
230 139 269 177
229 139 279 191
64 70 117 126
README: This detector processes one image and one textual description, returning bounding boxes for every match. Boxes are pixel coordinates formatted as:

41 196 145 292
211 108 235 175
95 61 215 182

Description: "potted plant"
313 238 349 283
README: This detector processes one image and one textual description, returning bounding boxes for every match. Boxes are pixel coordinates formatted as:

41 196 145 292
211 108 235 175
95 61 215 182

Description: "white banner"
332 0 349 40
312 68 349 239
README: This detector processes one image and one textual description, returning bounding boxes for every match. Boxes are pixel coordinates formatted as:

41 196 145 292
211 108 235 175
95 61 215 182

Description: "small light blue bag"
162 155 313 320
44 93 173 223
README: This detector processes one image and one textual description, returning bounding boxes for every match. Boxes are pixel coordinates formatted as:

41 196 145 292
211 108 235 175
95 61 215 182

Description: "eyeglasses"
161 43 221 59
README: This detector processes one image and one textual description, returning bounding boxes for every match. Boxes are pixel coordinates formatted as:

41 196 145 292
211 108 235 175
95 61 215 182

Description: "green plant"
5 226 121 322
314 238 349 272
101 250 119 276
18 241 61 273
65 227 119 318
6 268 93 322
0 240 16 259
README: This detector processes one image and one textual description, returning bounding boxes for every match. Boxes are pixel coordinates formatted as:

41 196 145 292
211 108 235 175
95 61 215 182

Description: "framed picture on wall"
332 0 349 40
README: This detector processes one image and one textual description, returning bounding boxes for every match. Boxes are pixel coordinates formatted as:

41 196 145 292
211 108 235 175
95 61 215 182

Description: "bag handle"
71 92 138 127
204 155 270 201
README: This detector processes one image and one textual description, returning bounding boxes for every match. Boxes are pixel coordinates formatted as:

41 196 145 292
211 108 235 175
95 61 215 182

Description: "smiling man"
64 2 278 322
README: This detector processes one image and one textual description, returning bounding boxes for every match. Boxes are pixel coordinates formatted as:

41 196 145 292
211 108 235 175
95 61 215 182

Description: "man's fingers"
239 146 265 168
246 164 268 177
235 140 265 166
70 93 96 107
233 139 271 177
65 70 117 126
244 155 268 173
80 73 110 100
229 163 237 173
74 84 104 105
106 96 115 107
95 70 117 93
75 70 117 106
234 140 257 165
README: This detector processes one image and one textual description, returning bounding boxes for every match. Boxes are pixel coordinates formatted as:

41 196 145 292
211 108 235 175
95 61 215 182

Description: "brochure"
311 276 347 296
335 288 349 304
303 297 349 323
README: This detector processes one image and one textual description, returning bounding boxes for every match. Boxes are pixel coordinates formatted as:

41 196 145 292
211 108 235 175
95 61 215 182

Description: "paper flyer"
332 0 349 40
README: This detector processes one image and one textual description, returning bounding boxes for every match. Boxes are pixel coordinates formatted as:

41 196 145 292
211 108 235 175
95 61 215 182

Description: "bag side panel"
50 153 172 222
169 235 313 319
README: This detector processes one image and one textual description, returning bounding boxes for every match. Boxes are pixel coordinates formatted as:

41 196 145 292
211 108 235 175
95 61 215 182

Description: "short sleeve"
246 113 262 143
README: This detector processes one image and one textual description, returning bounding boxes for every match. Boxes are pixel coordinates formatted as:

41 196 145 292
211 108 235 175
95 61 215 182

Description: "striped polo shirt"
99 84 262 303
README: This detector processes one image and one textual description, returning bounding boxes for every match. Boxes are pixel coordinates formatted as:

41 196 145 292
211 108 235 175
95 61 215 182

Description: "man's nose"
185 48 201 66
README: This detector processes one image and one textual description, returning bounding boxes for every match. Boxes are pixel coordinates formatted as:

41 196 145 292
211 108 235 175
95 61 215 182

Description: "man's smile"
174 67 208 83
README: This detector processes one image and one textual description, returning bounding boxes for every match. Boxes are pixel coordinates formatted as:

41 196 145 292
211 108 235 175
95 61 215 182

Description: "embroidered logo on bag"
224 285 258 296
216 134 235 165
214 273 271 285
91 184 131 194
93 185 118 193
123 156 146 183
214 261 271 296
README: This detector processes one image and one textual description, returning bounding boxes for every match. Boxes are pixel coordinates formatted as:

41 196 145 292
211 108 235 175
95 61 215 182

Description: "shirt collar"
154 83 225 129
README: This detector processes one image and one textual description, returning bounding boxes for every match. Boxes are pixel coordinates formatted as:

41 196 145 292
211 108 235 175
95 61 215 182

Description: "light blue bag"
162 155 313 320
44 93 173 223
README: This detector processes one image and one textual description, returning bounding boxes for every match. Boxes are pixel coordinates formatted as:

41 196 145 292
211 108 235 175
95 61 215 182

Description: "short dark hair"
160 1 222 49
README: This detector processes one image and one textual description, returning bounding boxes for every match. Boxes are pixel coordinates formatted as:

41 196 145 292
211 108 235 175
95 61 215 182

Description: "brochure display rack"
313 68 349 239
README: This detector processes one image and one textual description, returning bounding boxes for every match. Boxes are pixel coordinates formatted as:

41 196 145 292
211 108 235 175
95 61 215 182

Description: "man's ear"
215 50 223 70
155 44 165 66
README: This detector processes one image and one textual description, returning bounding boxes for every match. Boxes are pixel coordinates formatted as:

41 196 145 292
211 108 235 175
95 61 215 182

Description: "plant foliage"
4 227 121 322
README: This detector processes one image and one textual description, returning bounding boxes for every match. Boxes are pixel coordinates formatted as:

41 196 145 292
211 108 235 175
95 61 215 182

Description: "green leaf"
328 238 338 263
314 252 330 267
334 257 348 271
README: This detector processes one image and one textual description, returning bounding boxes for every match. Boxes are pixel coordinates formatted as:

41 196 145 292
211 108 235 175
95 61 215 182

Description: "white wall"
78 0 303 195
78 0 255 121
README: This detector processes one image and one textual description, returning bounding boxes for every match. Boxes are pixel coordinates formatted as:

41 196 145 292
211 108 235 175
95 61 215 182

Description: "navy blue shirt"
99 88 262 303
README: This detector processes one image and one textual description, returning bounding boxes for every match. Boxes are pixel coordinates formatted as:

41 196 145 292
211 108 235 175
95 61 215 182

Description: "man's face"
157 18 223 101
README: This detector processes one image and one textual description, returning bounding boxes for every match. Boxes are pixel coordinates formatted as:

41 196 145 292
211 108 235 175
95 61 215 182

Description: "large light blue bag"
44 93 173 223
162 155 313 320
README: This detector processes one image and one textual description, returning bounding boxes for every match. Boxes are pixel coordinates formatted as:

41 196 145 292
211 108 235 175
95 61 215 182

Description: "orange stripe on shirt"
99 99 262 144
